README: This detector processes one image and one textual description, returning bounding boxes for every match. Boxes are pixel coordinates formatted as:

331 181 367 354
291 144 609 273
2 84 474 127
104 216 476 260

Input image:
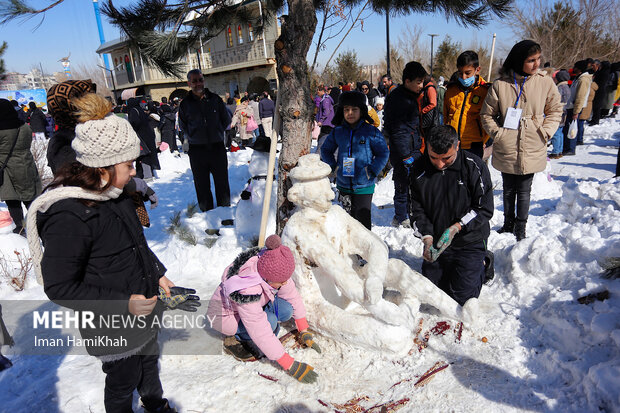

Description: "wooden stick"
257 88 282 247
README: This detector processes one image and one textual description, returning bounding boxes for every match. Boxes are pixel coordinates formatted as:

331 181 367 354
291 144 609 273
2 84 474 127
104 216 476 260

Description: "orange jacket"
443 76 491 149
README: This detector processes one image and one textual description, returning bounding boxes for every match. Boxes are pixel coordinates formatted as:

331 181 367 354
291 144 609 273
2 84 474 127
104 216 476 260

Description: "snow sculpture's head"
287 154 334 213
248 151 270 177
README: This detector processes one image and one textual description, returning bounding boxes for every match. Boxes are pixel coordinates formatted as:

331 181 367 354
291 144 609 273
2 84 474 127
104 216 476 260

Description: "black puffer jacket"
383 84 422 162
409 150 493 248
28 108 48 133
37 194 166 359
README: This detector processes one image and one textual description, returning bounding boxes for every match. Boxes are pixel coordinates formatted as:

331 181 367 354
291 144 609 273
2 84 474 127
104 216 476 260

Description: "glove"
287 360 318 384
299 331 321 353
158 286 201 312
422 236 434 262
403 156 414 170
132 177 149 196
148 193 159 209
430 224 460 261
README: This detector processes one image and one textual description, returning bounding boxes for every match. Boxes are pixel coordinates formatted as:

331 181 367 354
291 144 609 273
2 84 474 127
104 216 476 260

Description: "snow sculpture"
281 154 476 354
235 136 277 241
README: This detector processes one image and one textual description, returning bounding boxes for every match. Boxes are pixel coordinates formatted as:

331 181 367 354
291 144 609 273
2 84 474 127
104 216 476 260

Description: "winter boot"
223 336 257 362
483 250 495 286
497 217 515 234
514 221 527 241
240 339 265 360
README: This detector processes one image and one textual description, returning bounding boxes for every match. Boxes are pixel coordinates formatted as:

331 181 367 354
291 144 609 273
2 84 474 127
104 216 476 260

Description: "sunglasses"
361 87 369 90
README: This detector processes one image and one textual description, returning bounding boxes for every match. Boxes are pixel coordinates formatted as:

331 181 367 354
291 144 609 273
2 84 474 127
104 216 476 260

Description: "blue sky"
1 0 517 75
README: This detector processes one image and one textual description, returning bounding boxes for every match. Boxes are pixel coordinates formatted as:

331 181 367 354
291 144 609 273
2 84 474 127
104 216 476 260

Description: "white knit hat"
72 114 141 167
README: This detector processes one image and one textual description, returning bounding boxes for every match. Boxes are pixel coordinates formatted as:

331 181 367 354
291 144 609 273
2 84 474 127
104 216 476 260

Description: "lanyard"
348 128 354 157
513 74 527 108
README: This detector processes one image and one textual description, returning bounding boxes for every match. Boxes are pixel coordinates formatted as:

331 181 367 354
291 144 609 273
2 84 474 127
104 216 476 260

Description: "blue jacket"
321 121 389 192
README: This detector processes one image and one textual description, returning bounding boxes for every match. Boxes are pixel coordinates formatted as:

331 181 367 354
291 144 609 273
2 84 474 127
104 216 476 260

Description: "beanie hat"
374 97 385 106
257 235 295 283
555 69 570 83
333 91 373 126
46 79 94 129
73 113 141 167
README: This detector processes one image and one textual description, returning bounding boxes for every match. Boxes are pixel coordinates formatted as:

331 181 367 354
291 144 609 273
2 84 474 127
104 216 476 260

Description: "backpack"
421 84 439 128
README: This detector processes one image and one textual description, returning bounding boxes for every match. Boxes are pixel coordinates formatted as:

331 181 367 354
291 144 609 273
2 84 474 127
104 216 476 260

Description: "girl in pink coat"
208 235 319 383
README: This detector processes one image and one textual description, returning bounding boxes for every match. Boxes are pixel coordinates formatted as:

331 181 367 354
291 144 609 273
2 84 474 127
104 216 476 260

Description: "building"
0 72 28 91
96 0 279 102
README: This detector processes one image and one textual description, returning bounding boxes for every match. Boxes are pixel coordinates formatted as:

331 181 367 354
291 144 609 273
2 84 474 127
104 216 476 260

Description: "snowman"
234 135 277 242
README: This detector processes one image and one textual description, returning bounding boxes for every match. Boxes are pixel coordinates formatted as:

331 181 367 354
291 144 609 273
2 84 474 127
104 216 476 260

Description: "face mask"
458 76 476 88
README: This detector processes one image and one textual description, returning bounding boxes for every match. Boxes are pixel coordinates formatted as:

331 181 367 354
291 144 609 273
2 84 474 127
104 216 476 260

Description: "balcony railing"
106 40 275 90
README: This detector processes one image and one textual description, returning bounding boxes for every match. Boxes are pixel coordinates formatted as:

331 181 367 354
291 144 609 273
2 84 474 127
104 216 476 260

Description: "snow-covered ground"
0 117 619 412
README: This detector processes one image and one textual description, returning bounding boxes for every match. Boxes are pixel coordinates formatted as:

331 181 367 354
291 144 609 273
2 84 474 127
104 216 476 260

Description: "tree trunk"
274 0 317 234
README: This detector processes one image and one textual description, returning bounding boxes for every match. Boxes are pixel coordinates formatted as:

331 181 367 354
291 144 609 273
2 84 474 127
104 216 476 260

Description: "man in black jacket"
409 125 493 305
383 61 426 228
179 69 232 211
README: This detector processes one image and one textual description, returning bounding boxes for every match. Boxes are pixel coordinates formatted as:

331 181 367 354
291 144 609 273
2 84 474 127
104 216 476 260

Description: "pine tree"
335 51 362 84
434 36 461 81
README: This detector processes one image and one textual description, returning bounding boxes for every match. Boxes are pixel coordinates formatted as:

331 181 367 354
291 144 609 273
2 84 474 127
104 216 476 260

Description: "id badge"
503 107 522 130
342 157 355 177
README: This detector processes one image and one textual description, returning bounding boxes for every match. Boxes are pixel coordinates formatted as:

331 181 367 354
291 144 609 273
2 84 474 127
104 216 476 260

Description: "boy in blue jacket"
320 91 389 229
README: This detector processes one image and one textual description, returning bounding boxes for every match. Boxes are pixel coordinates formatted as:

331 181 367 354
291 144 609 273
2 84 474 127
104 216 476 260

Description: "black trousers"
188 142 231 212
421 240 486 306
501 172 534 223
101 338 164 413
339 192 373 230
464 142 484 159
5 200 32 227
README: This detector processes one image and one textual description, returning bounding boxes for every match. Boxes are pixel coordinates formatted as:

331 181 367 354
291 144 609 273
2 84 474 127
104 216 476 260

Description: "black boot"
483 250 495 286
144 399 177 413
497 217 515 234
240 339 265 360
514 221 527 241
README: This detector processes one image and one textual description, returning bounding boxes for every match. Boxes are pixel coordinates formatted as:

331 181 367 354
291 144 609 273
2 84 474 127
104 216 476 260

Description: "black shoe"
144 399 177 413
576 141 584 146
563 151 576 156
514 221 526 241
12 226 26 237
0 355 13 372
483 251 495 286
497 219 515 234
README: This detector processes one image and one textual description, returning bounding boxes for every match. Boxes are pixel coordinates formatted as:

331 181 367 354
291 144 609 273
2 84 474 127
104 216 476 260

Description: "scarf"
27 185 123 285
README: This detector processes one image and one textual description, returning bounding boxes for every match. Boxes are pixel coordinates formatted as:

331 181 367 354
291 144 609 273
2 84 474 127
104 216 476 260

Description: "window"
237 25 244 44
226 27 233 47
248 23 254 41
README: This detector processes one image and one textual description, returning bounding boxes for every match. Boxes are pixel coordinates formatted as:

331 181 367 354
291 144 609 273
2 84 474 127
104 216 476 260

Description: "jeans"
562 109 585 153
501 172 534 223
549 126 563 154
235 296 294 341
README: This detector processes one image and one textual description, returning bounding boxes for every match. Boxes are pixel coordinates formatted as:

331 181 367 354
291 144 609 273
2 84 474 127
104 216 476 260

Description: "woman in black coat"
28 93 181 413
158 103 178 152
127 98 160 178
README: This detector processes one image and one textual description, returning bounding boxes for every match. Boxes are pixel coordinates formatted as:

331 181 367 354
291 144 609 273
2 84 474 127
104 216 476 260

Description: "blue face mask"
458 76 476 88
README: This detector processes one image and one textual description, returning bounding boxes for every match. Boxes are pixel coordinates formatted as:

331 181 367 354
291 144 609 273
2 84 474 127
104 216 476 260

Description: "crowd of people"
0 38 619 412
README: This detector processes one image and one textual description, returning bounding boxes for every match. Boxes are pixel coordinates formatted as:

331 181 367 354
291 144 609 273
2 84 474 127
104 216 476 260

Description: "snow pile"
0 117 618 412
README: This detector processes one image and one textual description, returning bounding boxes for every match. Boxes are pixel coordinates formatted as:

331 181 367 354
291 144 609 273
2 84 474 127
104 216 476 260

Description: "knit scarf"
27 185 123 285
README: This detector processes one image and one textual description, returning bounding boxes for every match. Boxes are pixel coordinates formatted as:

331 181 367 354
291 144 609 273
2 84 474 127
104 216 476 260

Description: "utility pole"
386 11 390 77
428 34 438 77
488 33 497 80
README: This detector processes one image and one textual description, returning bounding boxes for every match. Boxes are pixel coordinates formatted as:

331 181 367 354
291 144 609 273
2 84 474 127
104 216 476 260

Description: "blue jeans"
235 296 293 341
550 126 563 154
562 109 585 153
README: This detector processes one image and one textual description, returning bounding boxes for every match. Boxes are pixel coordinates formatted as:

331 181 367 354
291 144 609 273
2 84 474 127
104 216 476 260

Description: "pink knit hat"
257 235 295 283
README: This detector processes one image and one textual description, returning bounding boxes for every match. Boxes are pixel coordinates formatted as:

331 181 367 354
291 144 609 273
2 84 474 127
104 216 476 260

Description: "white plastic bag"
568 120 578 140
